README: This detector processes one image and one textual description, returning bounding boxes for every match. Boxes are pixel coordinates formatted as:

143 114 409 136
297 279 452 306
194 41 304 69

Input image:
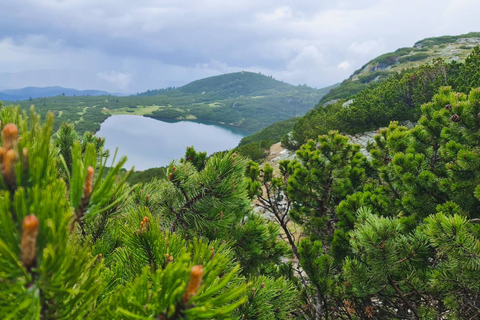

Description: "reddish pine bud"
182 265 203 303
172 166 176 173
140 216 149 232
145 195 150 206
3 149 16 188
83 166 94 199
21 215 39 268
169 172 173 181
2 123 18 150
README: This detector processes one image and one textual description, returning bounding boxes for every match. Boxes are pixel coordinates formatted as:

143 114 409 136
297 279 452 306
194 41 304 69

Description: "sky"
0 0 479 94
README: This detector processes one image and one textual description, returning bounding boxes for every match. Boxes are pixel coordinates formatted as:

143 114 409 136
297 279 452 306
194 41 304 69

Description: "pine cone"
450 114 461 122
444 104 452 111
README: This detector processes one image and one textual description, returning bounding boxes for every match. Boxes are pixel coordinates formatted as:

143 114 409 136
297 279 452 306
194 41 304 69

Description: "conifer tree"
0 105 296 319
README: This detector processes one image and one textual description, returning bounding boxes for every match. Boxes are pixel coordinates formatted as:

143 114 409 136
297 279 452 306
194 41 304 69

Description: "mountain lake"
96 115 248 170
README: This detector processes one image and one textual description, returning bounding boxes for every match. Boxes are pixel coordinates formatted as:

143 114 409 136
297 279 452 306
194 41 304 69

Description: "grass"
105 105 161 116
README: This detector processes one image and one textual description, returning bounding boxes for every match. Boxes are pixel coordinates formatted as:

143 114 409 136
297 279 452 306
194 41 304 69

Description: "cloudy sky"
0 0 479 94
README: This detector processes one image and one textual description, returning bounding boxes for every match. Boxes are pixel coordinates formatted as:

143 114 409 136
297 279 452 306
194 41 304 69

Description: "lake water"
96 115 248 170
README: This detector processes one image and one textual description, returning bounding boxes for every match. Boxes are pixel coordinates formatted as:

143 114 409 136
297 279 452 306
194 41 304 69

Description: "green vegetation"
126 167 166 185
233 117 299 162
238 117 299 147
10 72 330 134
247 87 480 318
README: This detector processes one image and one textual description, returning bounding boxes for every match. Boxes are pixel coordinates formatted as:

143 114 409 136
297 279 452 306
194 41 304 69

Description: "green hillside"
320 32 480 104
145 72 331 132
176 71 293 95
286 45 480 148
6 72 330 134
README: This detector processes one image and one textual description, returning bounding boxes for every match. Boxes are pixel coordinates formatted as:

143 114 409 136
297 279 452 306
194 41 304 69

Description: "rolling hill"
6 72 333 134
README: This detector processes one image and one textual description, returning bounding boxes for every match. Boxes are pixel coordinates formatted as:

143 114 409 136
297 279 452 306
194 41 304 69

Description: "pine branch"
387 276 419 320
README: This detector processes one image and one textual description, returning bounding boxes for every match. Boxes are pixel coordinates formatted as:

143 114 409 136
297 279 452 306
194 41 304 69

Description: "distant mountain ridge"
0 86 111 101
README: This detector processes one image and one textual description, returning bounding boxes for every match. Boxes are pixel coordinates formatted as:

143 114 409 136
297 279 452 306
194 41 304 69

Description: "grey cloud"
0 0 479 92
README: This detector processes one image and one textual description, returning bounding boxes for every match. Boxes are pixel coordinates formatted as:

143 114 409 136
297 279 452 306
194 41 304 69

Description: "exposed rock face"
346 120 416 157
342 99 355 107
346 130 377 157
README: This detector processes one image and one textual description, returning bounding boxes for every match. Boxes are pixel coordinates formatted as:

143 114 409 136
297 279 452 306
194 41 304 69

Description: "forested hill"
140 71 294 97
7 72 332 134
320 32 480 104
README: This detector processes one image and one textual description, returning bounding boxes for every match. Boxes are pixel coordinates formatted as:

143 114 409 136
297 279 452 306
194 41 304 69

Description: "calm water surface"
96 115 248 170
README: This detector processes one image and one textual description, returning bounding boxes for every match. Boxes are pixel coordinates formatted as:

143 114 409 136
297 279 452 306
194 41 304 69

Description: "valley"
8 71 332 135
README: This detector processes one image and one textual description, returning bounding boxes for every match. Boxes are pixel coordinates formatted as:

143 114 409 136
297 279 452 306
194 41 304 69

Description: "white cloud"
257 6 292 21
97 71 132 90
337 61 350 70
348 39 385 56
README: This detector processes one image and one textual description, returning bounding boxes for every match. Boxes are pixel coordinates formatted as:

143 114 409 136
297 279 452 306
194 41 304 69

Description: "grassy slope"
6 71 329 134
320 32 480 104
236 82 339 145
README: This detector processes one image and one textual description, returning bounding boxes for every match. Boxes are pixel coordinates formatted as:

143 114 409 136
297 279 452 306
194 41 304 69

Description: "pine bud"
22 148 29 172
83 166 94 199
445 104 452 111
3 149 16 189
21 215 39 268
2 123 18 150
183 265 203 303
140 216 149 233
260 282 265 289
169 172 173 181
145 195 150 206
172 166 176 173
